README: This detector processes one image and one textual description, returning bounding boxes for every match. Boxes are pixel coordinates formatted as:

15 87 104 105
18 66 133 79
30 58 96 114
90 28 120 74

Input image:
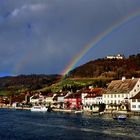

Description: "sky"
0 0 140 76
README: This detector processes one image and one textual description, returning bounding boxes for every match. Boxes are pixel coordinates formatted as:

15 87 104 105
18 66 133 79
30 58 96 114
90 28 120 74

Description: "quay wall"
1 105 140 116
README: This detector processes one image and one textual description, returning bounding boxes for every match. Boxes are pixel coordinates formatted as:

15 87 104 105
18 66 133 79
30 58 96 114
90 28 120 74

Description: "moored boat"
31 106 48 112
74 110 83 114
113 115 127 120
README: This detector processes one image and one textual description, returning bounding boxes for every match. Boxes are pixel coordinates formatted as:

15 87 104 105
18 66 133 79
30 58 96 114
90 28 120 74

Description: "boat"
74 110 83 114
30 106 48 112
113 115 127 120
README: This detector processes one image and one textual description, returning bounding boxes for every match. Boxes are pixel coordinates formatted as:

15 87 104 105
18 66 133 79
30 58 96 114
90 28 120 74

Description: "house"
103 78 140 111
64 92 82 110
130 92 140 111
106 55 116 59
44 93 54 103
106 54 124 60
30 92 57 106
30 93 44 105
53 91 67 108
82 88 103 112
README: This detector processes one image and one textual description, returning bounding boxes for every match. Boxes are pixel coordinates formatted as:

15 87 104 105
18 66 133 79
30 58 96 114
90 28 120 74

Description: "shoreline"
1 106 140 116
0 105 30 110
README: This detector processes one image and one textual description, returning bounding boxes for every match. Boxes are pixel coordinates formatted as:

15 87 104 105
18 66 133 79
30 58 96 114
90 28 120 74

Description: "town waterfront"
0 109 140 140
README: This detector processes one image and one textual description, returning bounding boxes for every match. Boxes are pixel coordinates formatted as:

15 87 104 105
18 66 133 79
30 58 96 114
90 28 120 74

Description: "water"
0 109 140 140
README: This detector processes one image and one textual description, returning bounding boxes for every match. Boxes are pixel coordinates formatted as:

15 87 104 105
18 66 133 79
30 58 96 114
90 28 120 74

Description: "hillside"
68 53 140 79
0 74 61 95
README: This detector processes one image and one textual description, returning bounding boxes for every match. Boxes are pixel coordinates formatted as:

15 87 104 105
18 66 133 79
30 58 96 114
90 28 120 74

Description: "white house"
30 94 45 104
30 95 39 104
83 94 102 112
130 91 140 111
81 88 103 112
115 54 124 59
44 93 56 105
103 78 140 110
106 54 124 60
106 55 116 59
53 92 67 108
84 95 102 105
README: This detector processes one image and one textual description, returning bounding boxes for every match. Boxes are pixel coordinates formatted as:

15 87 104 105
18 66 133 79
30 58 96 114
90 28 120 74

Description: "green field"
37 77 112 93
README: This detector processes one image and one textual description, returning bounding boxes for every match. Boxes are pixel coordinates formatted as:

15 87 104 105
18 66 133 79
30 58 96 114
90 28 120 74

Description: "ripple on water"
0 109 140 140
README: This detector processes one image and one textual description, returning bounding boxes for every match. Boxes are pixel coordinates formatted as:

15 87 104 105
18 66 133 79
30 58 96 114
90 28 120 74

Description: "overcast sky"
0 0 140 76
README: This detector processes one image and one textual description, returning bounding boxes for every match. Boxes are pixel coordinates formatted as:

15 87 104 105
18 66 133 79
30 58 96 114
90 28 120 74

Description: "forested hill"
0 74 61 91
68 53 140 79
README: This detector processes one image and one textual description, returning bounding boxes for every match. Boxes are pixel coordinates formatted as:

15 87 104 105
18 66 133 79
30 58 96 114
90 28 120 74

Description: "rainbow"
61 9 140 76
13 9 140 76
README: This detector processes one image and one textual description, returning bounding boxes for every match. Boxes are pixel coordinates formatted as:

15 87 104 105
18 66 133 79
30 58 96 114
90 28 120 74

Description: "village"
0 76 140 115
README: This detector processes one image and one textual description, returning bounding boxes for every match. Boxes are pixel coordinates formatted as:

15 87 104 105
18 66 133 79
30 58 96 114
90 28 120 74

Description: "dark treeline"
68 53 140 79
0 74 61 91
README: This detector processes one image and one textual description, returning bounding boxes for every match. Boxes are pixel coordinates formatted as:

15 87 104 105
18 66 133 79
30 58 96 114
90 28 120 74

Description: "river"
0 109 140 140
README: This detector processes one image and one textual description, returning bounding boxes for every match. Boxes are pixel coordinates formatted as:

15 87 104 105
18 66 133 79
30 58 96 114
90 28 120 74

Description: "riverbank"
0 105 30 110
1 105 140 116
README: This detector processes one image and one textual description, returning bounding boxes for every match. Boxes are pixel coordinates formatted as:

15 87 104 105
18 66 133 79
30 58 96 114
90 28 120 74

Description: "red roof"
84 94 102 98
65 92 81 99
45 93 54 97
81 88 103 94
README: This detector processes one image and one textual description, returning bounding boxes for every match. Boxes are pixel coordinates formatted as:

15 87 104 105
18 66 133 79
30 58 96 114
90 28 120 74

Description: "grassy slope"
37 77 112 93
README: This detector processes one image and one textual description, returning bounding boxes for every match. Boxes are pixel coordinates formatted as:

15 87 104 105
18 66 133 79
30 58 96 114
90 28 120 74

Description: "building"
103 78 140 111
30 94 44 105
44 93 56 105
30 92 56 106
82 88 103 112
64 92 82 110
106 54 124 60
53 91 67 108
130 92 140 111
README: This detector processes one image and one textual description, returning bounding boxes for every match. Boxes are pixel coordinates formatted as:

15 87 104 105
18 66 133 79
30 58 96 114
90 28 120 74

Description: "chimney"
132 77 134 80
122 76 126 82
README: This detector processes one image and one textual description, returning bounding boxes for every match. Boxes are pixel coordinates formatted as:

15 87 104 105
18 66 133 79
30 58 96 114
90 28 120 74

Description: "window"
138 105 140 108
138 85 139 87
137 99 140 102
122 94 124 97
132 99 136 102
134 89 136 92
104 95 106 98
118 95 120 98
114 95 116 98
111 95 113 98
132 105 136 108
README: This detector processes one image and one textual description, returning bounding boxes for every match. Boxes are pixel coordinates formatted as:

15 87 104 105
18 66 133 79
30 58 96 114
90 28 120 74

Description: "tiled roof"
65 92 81 99
105 78 139 94
130 92 140 99
84 94 96 98
45 93 54 97
84 93 102 98
81 88 103 94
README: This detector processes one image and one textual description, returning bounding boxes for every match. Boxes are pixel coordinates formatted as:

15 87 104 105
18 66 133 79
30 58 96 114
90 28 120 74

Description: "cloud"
11 8 20 17
29 4 46 11
10 4 47 17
